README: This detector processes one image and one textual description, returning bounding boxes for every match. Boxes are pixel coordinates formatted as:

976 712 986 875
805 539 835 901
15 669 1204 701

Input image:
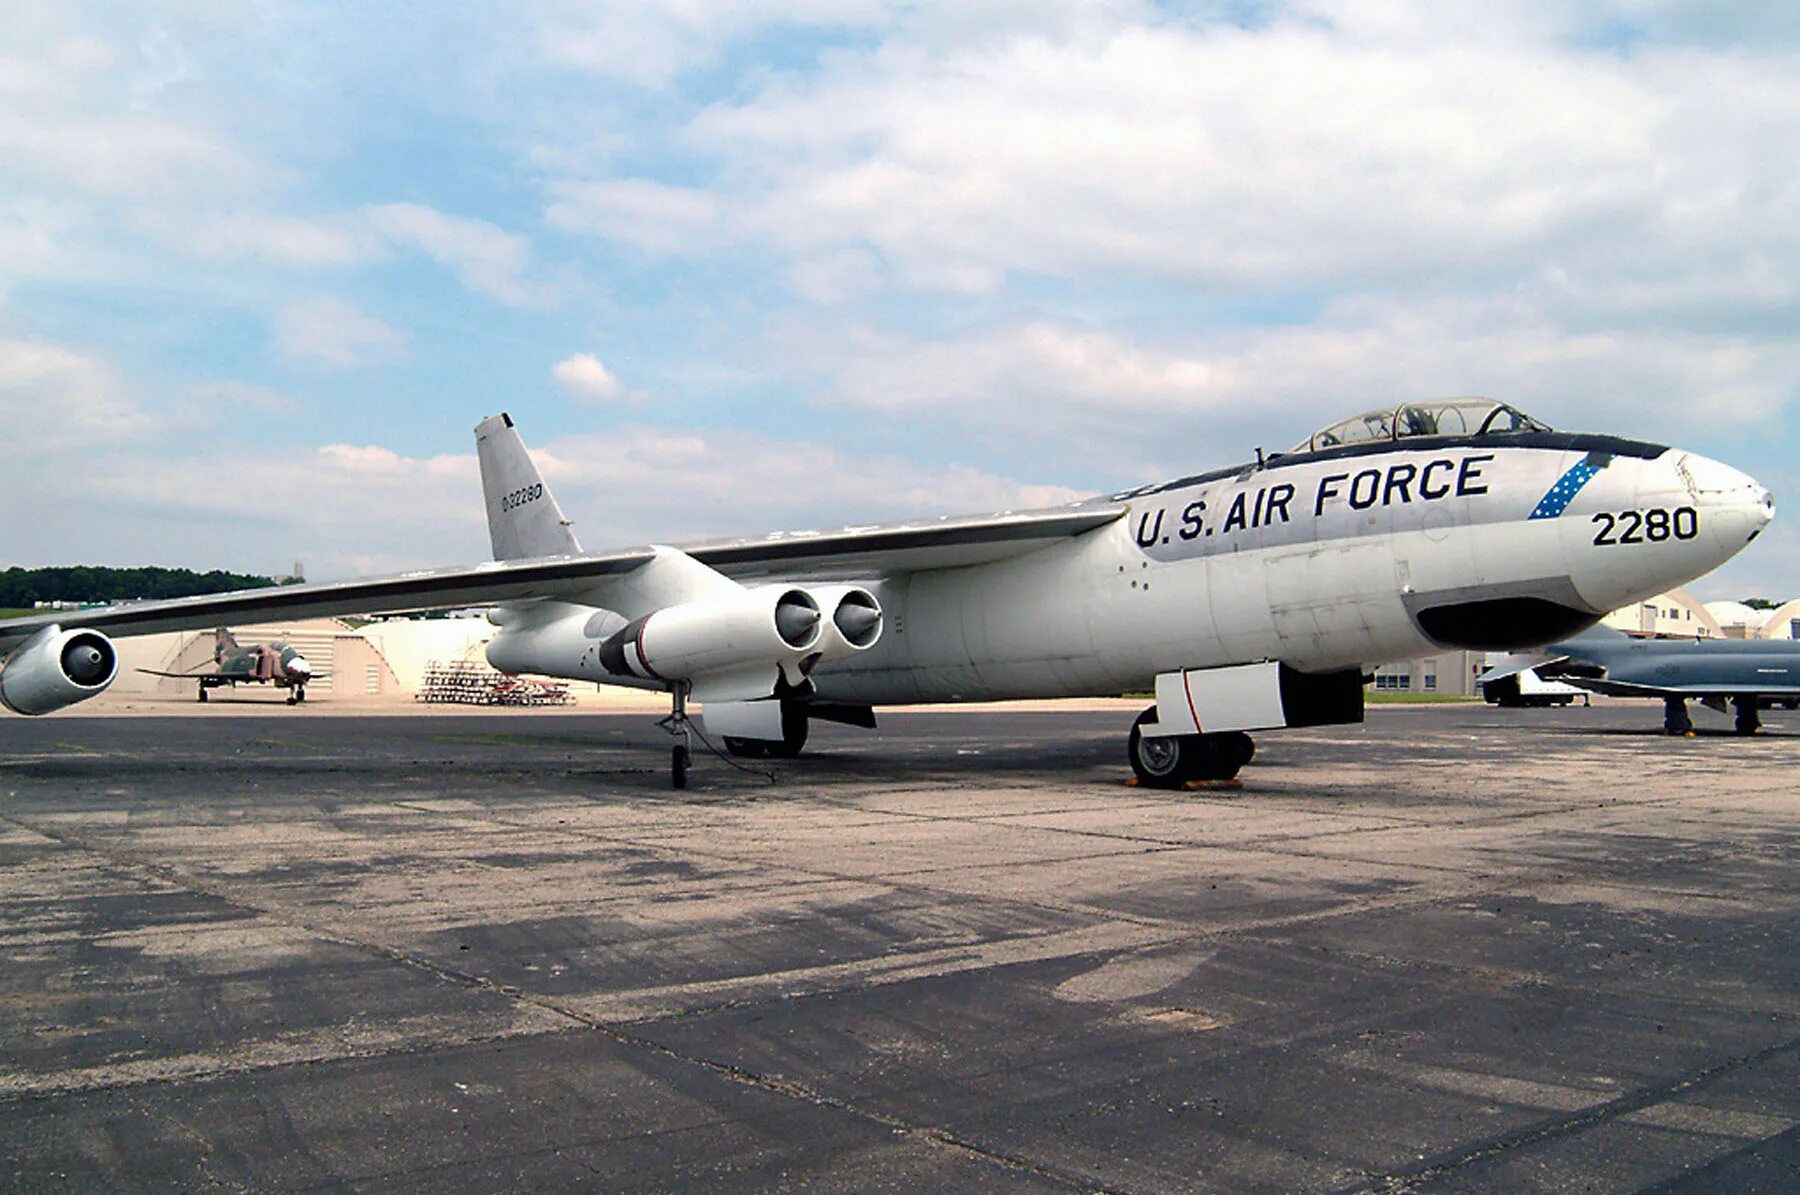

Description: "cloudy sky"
4 1 1797 596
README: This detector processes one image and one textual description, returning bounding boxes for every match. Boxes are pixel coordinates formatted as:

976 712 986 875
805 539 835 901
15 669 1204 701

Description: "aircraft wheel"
767 704 809 758
197 687 208 703
286 695 299 706
1663 697 1693 735
1733 698 1761 736
1128 708 1192 788
722 736 767 759
672 744 690 789
1193 731 1254 781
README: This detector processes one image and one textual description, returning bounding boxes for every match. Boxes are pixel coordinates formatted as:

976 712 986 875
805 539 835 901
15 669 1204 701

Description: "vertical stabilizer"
475 413 582 560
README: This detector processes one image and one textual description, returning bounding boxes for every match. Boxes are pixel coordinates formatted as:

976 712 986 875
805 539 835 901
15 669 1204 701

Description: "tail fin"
475 413 581 560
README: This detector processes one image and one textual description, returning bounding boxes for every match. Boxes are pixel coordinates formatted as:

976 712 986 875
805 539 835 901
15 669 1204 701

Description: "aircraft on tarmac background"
137 628 320 705
1480 624 1800 735
0 398 1775 788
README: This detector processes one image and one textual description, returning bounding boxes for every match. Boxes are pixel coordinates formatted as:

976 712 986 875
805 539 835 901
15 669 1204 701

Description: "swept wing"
0 505 1123 652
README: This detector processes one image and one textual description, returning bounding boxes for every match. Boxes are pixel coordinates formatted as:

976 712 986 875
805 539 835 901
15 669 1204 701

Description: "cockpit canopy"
1294 398 1551 455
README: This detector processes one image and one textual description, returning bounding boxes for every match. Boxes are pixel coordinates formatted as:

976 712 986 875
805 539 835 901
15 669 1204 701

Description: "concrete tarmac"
1 702 1795 1192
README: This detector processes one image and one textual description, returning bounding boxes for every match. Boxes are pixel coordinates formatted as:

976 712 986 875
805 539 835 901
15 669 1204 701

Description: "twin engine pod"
0 625 120 715
598 584 884 689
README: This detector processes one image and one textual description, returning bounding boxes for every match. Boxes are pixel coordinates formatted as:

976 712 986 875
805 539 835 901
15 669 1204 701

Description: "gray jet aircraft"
1482 625 1800 735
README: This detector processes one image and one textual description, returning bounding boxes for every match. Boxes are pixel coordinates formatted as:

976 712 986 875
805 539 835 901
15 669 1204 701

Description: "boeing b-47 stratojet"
137 628 319 704
0 399 1773 787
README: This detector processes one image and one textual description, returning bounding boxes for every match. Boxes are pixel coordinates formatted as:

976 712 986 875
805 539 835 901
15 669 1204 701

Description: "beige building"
1755 598 1800 640
1602 587 1799 641
1602 588 1721 638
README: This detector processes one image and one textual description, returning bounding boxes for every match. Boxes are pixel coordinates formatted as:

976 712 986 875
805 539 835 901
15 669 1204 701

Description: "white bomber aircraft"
0 399 1773 788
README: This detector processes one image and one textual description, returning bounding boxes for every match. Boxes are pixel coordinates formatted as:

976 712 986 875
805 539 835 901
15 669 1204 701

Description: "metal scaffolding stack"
415 660 574 707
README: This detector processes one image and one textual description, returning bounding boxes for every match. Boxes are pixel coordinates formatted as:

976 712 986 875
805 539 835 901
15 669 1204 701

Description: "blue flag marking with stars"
1529 459 1603 520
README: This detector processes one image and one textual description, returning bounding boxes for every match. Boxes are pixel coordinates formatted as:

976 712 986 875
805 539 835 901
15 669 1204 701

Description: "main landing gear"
1127 708 1254 788
1733 696 1761 736
659 682 694 789
1665 695 1762 736
1662 697 1694 736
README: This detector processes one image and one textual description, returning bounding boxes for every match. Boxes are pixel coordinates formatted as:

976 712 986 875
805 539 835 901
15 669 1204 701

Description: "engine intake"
1 625 120 716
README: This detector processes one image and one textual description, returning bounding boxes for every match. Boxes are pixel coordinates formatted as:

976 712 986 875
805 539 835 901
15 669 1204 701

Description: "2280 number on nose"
1592 507 1697 546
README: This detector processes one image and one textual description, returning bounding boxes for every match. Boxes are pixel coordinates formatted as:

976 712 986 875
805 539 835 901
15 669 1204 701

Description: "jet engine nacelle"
811 585 884 663
0 625 120 716
599 587 824 690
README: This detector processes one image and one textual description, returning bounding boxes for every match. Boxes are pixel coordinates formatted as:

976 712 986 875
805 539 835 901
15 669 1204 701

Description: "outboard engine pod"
0 625 120 715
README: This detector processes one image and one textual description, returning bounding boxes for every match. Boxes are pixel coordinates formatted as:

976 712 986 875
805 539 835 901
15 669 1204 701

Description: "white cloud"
0 9 263 202
0 336 149 451
137 212 380 268
175 380 296 423
274 296 406 368
545 179 721 255
525 426 1089 545
792 300 1800 473
532 0 895 87
41 422 1080 577
551 353 630 404
529 0 1155 86
683 25 1668 292
526 8 1798 329
363 203 539 305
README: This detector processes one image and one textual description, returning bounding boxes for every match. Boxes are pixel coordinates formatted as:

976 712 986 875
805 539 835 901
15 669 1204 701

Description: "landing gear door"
1149 662 1286 736
1147 662 1365 737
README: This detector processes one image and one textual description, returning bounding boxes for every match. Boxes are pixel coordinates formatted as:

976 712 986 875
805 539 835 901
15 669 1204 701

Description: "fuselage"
219 642 313 687
809 431 1772 705
1549 630 1800 698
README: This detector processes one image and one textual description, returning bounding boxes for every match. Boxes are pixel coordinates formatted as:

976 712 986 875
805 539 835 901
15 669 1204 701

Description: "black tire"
1128 708 1192 788
672 744 690 789
197 687 208 703
722 736 766 759
1215 731 1254 779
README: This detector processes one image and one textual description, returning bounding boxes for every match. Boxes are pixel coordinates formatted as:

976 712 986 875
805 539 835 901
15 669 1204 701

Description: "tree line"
0 566 284 607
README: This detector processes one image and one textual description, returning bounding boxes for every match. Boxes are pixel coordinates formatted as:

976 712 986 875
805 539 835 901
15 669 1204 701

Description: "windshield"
1296 399 1550 454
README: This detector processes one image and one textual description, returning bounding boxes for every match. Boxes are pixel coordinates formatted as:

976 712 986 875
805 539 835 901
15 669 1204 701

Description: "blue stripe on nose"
1529 460 1602 520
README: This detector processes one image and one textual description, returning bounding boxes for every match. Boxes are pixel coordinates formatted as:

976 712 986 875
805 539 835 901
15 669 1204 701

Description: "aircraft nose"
1676 451 1774 549
286 656 313 680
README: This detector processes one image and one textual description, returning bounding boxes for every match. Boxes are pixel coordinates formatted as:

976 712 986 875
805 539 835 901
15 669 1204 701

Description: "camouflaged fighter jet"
1482 624 1800 736
138 628 319 705
0 399 1774 788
